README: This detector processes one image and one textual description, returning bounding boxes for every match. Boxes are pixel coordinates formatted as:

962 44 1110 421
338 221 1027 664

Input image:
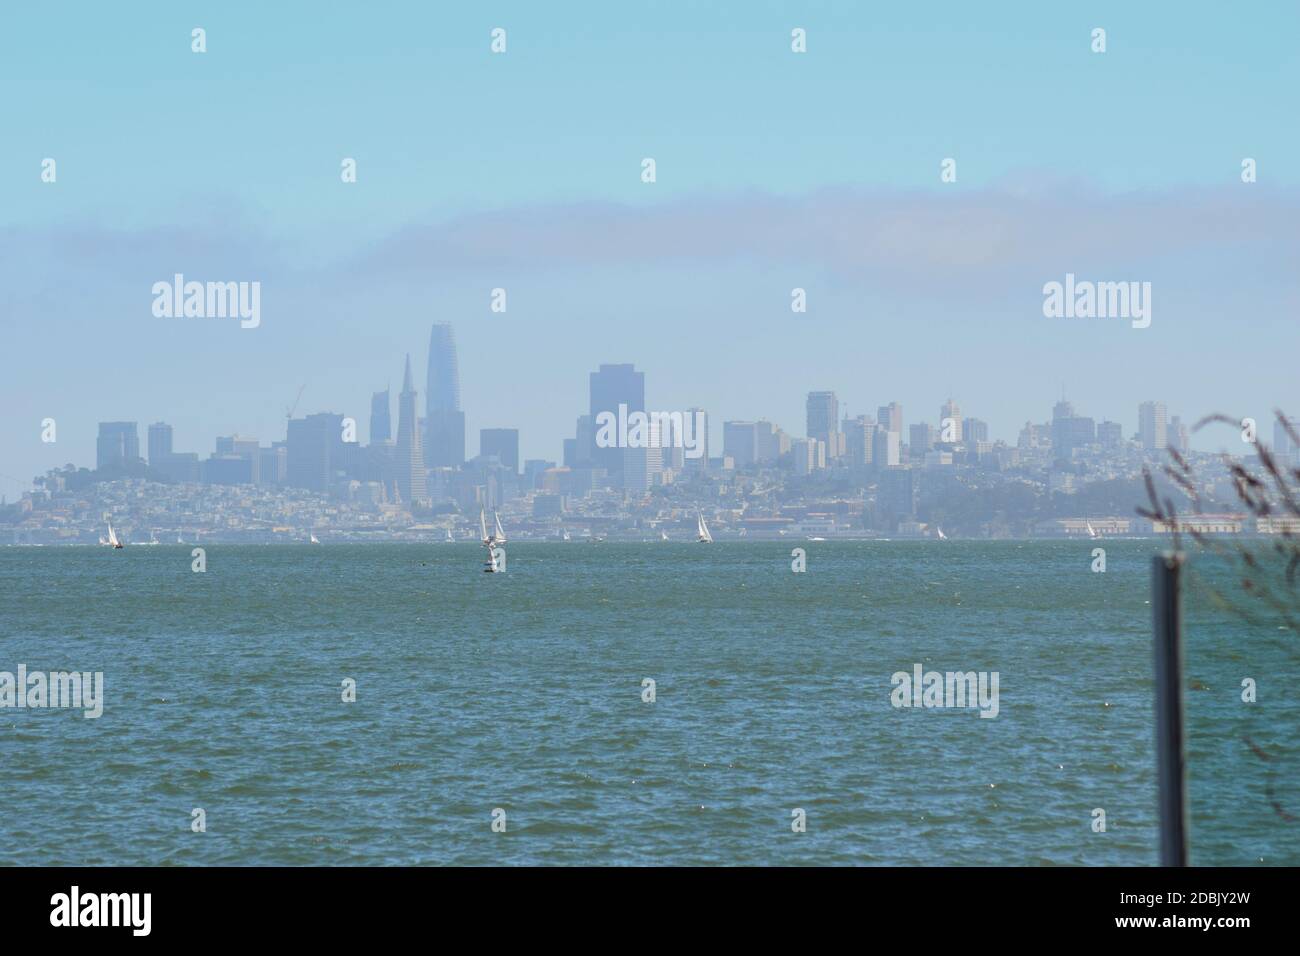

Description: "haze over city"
2 2 1297 493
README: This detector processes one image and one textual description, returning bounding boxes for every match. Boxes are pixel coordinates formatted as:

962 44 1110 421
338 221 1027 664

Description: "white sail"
106 522 120 548
936 526 947 540
310 533 321 544
480 509 490 544
697 511 713 543
1086 520 1099 538
494 512 507 544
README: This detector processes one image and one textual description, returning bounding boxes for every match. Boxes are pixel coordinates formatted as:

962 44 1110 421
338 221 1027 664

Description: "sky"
1 0 1298 494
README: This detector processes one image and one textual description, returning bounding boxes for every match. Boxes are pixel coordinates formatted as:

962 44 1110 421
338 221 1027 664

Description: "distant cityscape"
5 322 1299 544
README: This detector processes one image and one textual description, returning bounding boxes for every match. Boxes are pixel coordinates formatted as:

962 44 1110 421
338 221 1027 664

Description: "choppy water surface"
0 541 1295 865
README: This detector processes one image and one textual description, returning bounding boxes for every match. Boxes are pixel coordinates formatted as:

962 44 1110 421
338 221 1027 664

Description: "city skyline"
3 6 1297 496
24 356 1288 492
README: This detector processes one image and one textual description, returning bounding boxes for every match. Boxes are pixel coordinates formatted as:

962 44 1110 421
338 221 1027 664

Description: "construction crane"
285 384 306 421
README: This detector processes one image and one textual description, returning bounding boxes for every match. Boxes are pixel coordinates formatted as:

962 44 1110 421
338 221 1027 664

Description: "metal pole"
1152 551 1189 866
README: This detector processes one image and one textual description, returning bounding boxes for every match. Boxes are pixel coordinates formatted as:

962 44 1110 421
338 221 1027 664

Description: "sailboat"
562 529 571 542
1086 520 1101 540
310 533 321 545
936 526 948 540
660 530 669 541
444 528 454 543
697 510 713 544
106 521 123 549
480 508 501 572
493 511 507 545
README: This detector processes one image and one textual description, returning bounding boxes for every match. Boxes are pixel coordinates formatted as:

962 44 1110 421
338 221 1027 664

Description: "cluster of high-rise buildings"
77 324 1300 526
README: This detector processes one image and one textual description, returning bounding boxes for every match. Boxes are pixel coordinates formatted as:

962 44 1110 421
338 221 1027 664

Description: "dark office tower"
1051 399 1096 457
480 428 520 473
425 323 465 467
147 422 173 465
909 422 935 456
573 416 594 467
96 422 140 471
370 389 391 444
397 354 428 503
723 421 759 468
843 415 876 467
589 363 645 475
964 418 990 444
287 413 344 491
1097 420 1124 449
806 392 840 458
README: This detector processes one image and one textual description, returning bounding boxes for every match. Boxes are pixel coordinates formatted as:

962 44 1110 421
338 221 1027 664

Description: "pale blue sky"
1 1 1297 490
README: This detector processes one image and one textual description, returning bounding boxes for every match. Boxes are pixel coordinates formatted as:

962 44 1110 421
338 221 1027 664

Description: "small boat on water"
310 533 321 545
106 521 123 549
936 527 948 541
660 530 669 541
1086 520 1101 540
697 510 713 544
481 509 503 571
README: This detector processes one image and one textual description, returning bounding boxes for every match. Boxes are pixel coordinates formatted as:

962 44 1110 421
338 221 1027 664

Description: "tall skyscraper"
480 428 520 473
96 422 140 471
624 418 663 492
1138 401 1168 451
806 391 841 458
845 415 877 467
908 422 935 457
286 413 344 491
754 420 784 465
964 418 990 444
723 421 759 468
877 403 903 435
370 389 391 444
873 426 901 467
589 363 645 475
397 354 428 503
684 407 709 474
147 422 173 465
940 399 963 443
425 324 465 468
1098 421 1124 449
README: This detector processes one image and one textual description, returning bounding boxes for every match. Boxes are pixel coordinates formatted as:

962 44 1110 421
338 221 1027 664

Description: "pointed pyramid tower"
395 353 427 505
